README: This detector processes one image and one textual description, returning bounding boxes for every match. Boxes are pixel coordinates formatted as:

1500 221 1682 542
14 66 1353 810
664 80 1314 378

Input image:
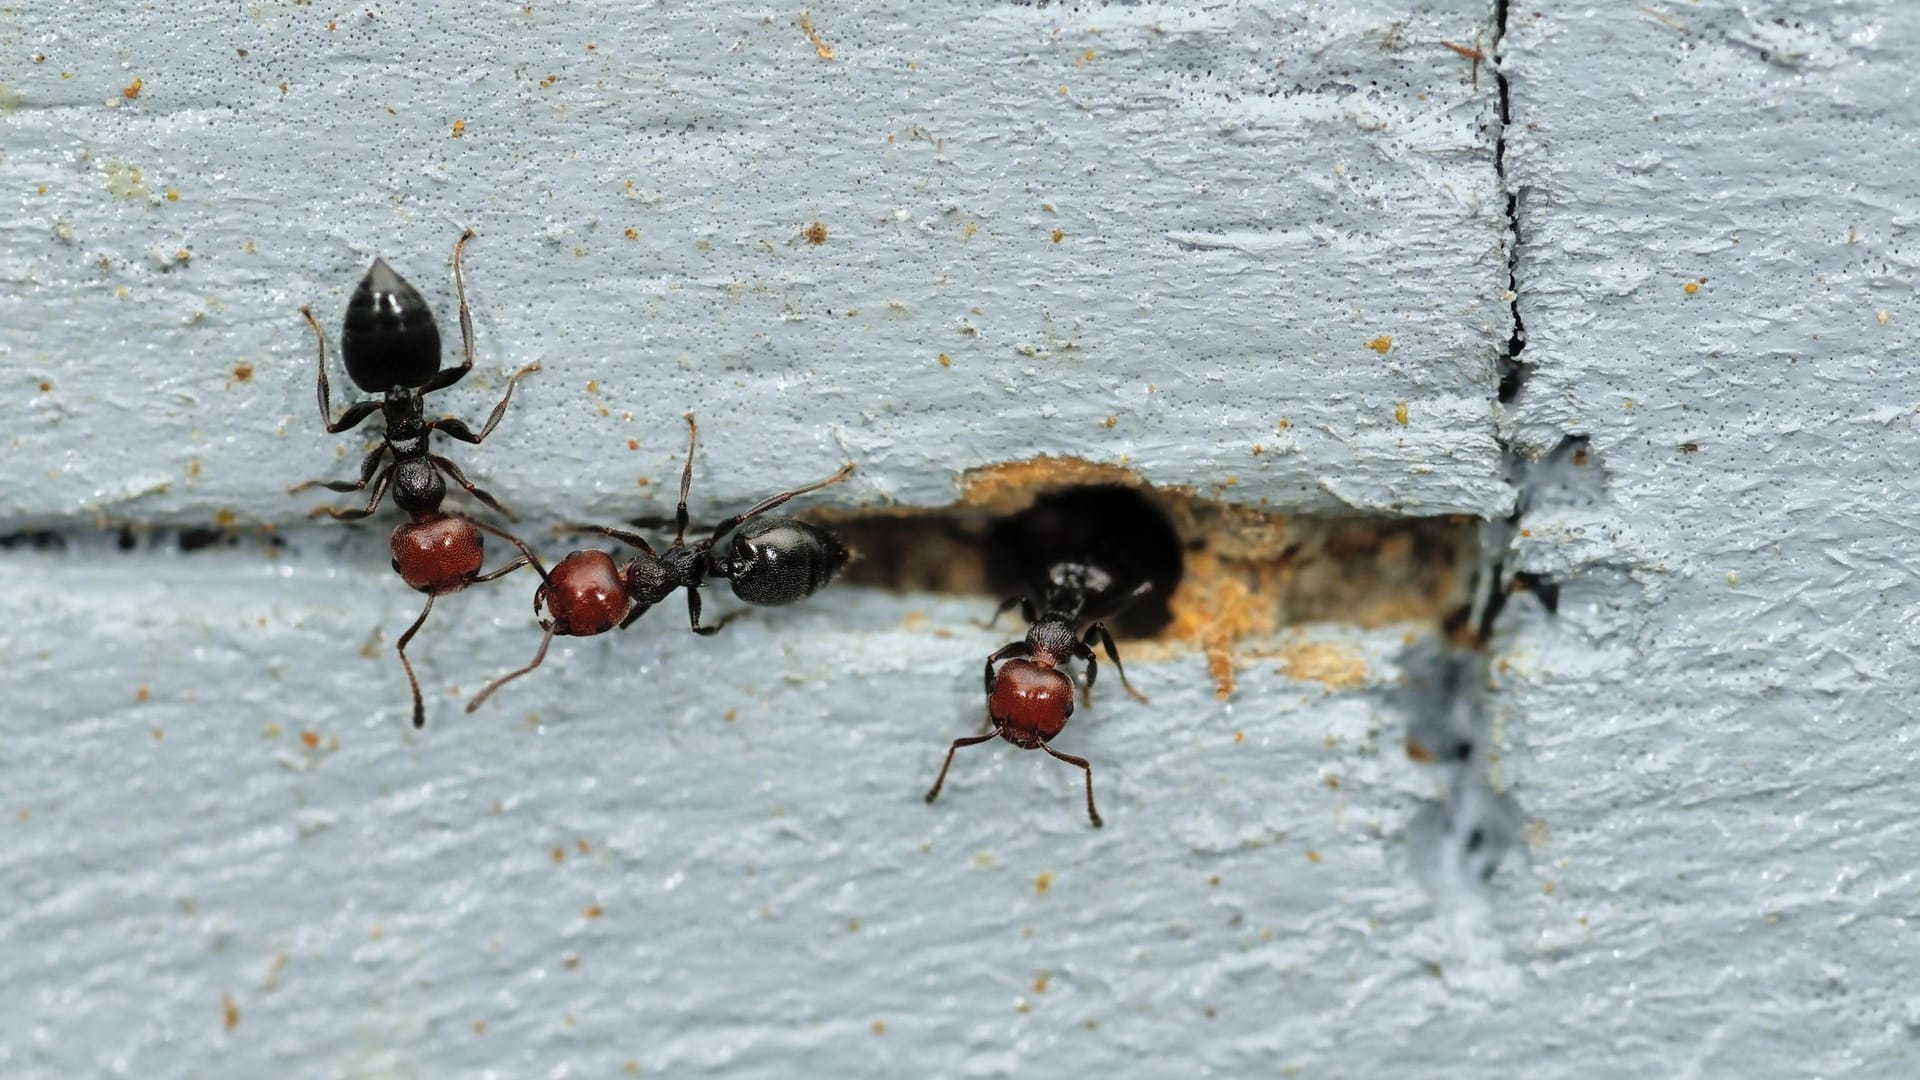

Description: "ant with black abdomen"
465 413 854 714
294 230 543 727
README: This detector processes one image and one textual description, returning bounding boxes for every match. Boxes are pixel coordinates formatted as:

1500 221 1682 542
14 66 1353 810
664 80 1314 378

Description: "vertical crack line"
1493 0 1527 406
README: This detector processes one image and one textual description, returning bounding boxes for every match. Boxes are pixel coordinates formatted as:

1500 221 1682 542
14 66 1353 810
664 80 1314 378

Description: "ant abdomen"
341 258 442 392
390 514 484 593
714 517 849 606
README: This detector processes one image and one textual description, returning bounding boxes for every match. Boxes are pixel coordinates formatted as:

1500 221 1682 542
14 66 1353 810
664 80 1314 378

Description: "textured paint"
33 0 1915 1076
0 1 1511 529
1485 2 1920 1076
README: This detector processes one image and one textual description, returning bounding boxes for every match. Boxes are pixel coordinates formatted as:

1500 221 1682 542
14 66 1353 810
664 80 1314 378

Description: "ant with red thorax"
293 230 543 727
465 413 855 714
924 562 1152 827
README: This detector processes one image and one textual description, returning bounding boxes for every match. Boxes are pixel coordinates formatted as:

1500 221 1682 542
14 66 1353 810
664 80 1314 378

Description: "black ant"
465 413 854 713
294 230 543 727
925 556 1154 829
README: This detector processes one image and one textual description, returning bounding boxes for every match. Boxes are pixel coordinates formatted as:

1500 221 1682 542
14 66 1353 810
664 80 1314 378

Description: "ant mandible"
465 413 855 713
293 230 544 727
925 559 1153 828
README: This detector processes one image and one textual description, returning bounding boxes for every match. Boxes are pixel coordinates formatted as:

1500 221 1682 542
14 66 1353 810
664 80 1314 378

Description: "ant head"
392 458 446 516
1024 619 1077 666
717 517 849 606
988 659 1075 747
536 550 630 636
341 258 442 393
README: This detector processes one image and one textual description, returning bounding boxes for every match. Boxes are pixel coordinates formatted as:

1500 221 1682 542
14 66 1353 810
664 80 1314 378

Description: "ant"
925 557 1154 829
465 413 854 713
294 230 543 727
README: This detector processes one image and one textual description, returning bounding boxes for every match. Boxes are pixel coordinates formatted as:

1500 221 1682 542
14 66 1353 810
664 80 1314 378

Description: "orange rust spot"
451 118 466 138
1305 849 1322 864
1278 640 1368 690
938 353 952 367
804 221 828 245
724 708 738 721
585 381 599 393
624 227 638 240
870 1020 887 1035
136 685 151 703
1277 417 1290 430
1395 401 1409 425
1102 416 1116 429
1034 871 1053 897
232 362 254 383
188 460 202 479
576 838 591 854
1683 280 1700 295
165 189 180 202
1571 448 1589 466
1405 739 1436 763
38 381 52 393
1033 972 1052 993
798 12 836 60
122 78 144 99
298 731 321 749
1543 880 1556 895
539 73 558 89
627 439 639 450
1051 228 1065 244
1365 335 1392 354
584 904 603 919
625 1062 640 1075
1233 731 1244 743
958 457 1144 513
213 510 236 528
1323 775 1340 789
550 846 566 864
151 728 164 741
472 1020 487 1035
222 993 239 1031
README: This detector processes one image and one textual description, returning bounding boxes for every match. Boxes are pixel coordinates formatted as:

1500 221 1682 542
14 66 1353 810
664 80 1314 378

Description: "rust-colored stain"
1034 871 1053 897
798 13 836 60
213 509 236 528
1305 849 1322 864
38 380 52 393
870 1020 887 1035
584 903 603 920
958 457 1144 514
803 221 828 245
624 227 638 240
299 731 320 749
1278 641 1368 690
122 78 143 99
937 353 952 367
1033 972 1052 993
1395 401 1409 425
550 846 566 864
1365 335 1392 353
222 993 238 1031
451 118 466 138
1051 228 1065 244
231 362 253 383
1404 738 1436 763
136 685 150 703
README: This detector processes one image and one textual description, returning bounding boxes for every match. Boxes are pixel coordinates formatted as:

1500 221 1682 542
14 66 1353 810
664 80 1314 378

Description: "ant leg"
311 463 396 520
984 641 1031 695
466 625 556 714
420 228 480 393
673 413 698 544
703 462 857 547
395 592 437 729
471 519 550 582
686 586 748 636
573 525 657 557
1084 623 1149 704
429 454 514 521
980 595 1024 630
924 732 1000 806
431 361 543 443
290 442 388 496
1041 744 1103 828
301 306 381 433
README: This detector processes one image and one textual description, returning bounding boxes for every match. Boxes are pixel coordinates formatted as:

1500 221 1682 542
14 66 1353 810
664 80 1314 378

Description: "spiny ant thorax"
1025 618 1078 665
623 556 680 609
384 404 429 457
393 458 445 515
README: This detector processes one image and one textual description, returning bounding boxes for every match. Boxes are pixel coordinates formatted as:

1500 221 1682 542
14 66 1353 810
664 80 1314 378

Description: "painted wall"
2 1 1907 1077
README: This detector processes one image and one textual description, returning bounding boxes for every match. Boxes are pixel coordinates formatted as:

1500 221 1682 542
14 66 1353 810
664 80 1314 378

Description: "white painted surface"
15 0 1908 1077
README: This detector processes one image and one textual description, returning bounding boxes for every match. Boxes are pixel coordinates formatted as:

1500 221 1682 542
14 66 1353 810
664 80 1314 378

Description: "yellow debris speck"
1365 335 1392 353
451 118 466 138
1684 281 1699 295
1394 401 1408 425
1877 310 1889 325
